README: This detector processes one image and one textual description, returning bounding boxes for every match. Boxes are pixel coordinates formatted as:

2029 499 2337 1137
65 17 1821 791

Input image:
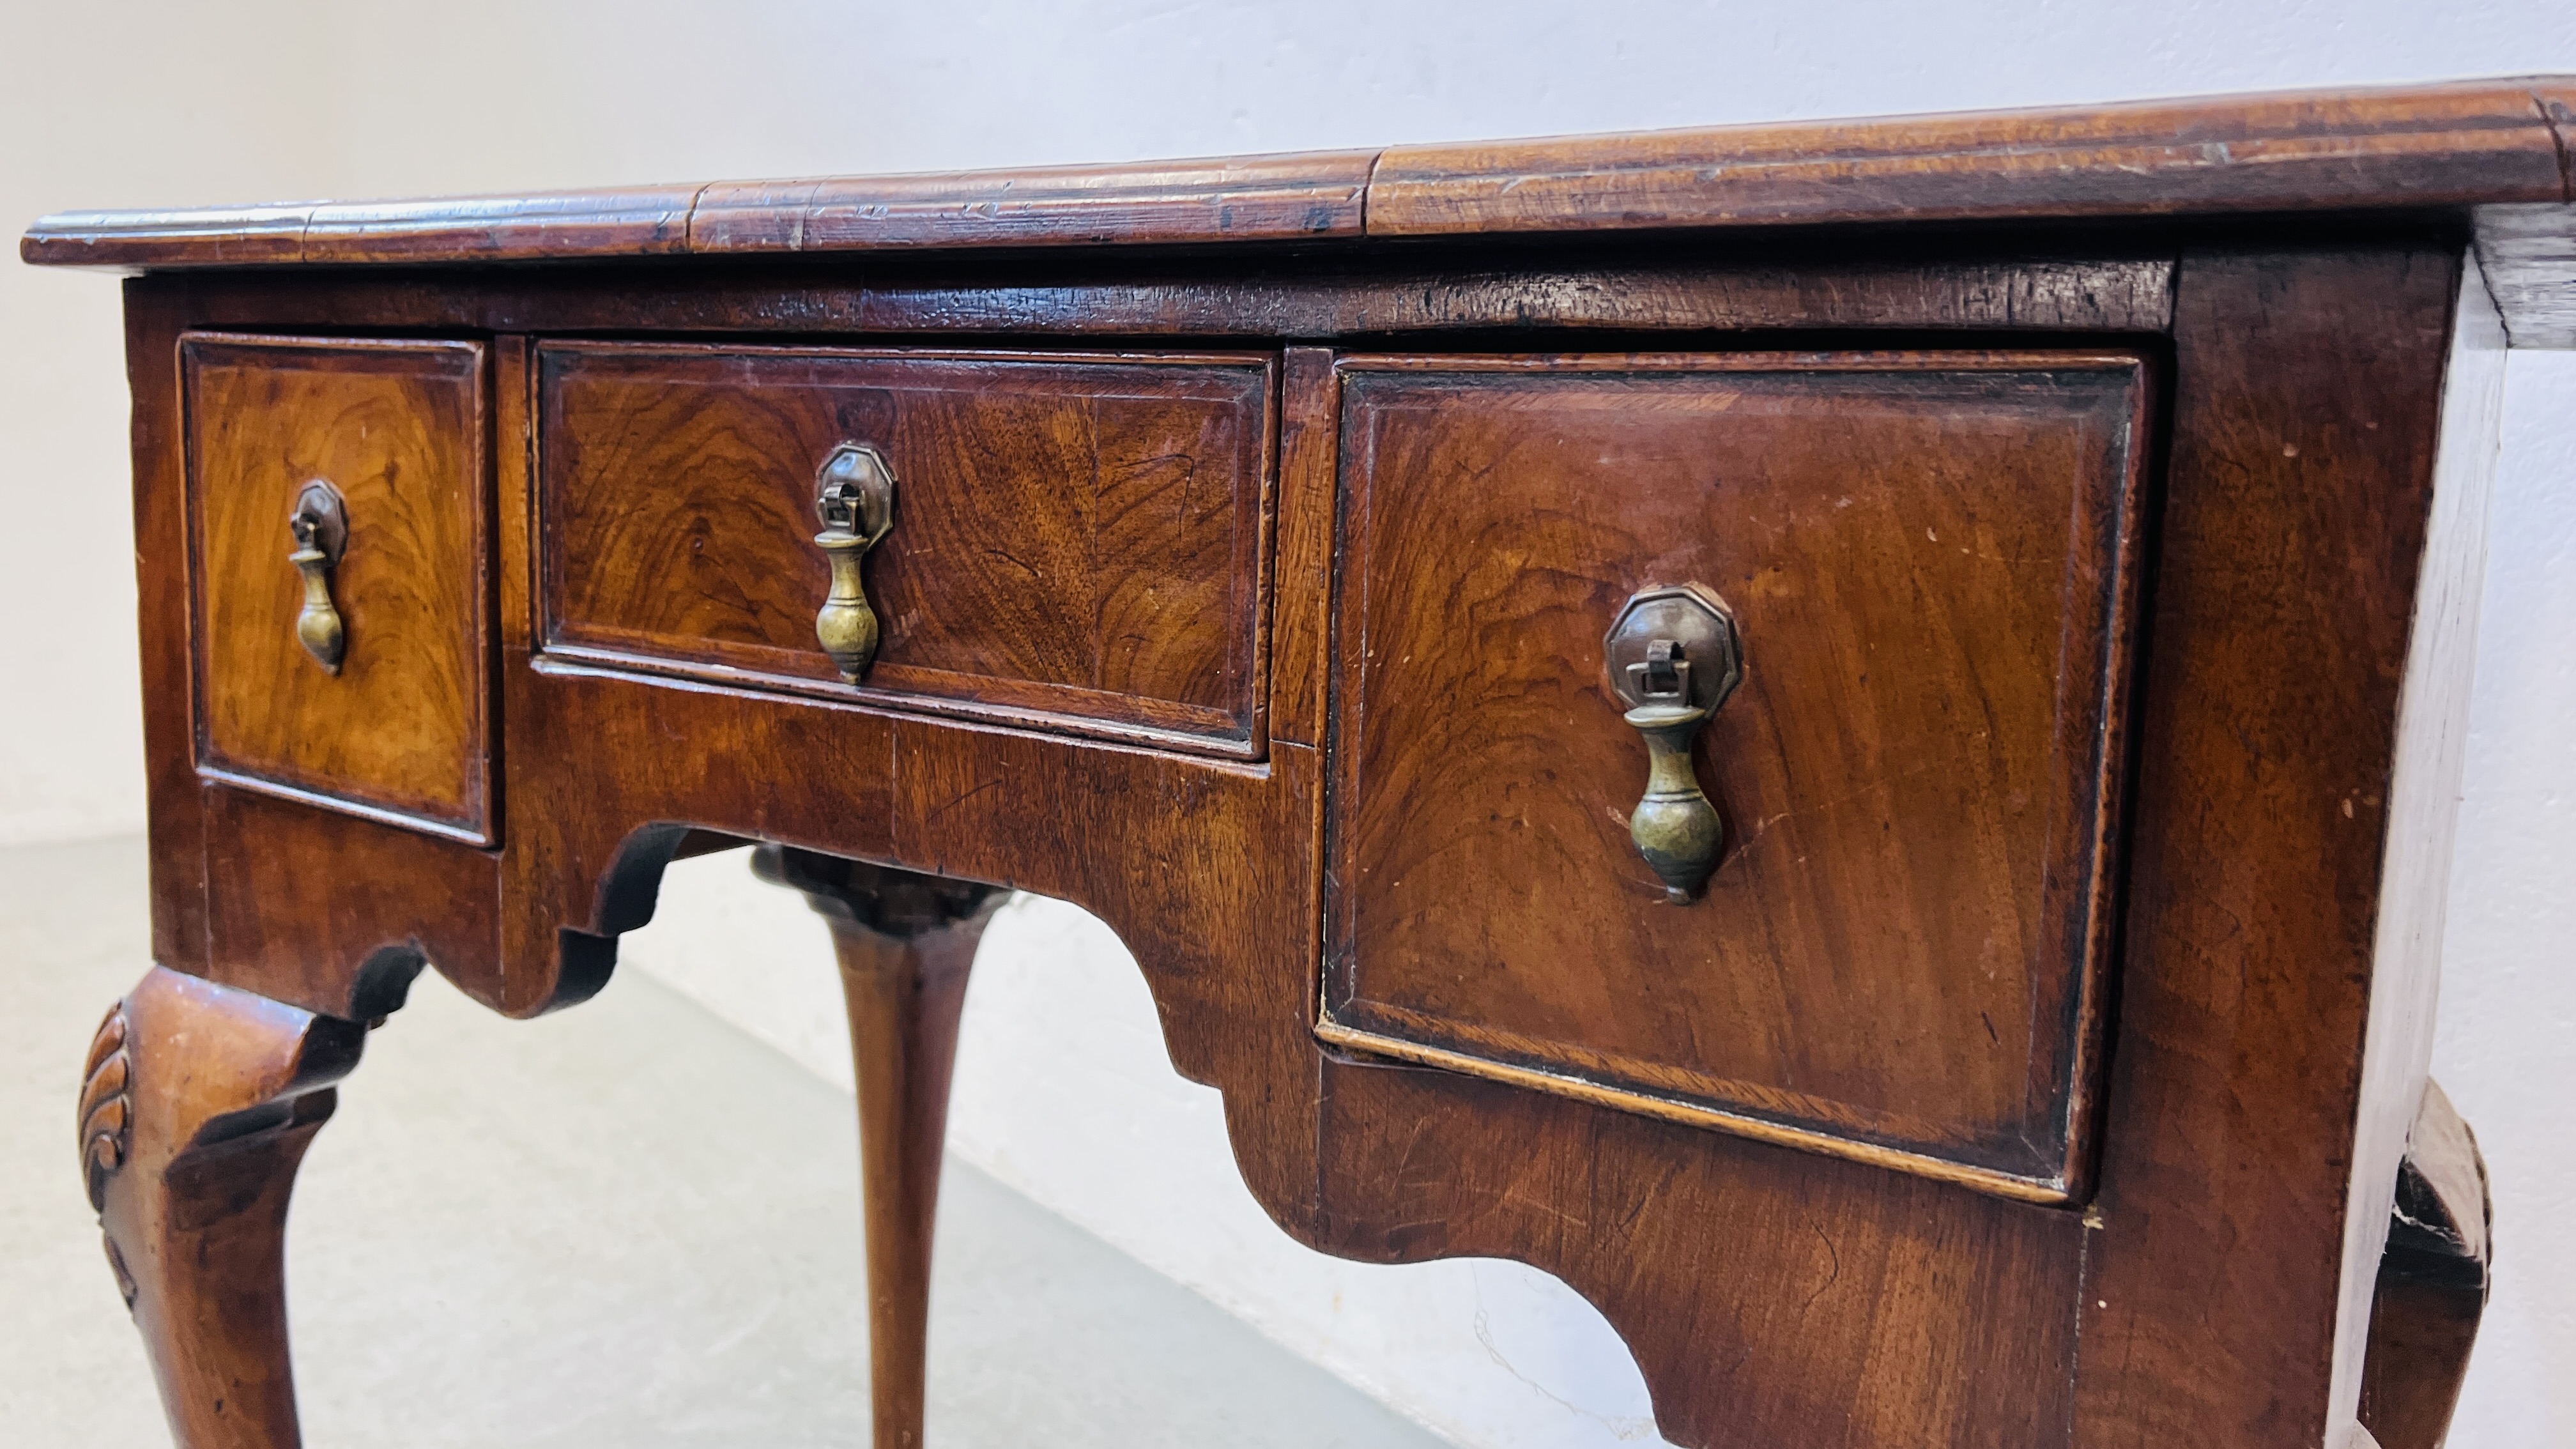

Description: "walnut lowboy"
26 75 2565 1449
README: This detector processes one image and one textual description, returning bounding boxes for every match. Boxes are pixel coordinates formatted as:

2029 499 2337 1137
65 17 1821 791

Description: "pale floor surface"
0 835 1450 1447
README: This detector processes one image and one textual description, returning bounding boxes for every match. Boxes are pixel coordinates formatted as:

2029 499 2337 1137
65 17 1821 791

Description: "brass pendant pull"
1604 584 1744 903
813 442 898 683
286 480 348 675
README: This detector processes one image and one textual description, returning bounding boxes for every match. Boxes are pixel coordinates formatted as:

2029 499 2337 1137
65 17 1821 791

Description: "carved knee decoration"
80 967 367 1449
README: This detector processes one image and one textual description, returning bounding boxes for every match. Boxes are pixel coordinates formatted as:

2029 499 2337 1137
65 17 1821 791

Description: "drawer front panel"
185 335 492 841
1323 351 2151 1200
537 344 1274 755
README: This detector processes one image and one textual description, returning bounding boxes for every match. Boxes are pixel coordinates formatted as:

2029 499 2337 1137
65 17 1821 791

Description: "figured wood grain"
201 786 499 1022
495 663 901 1018
80 208 2516 1449
2069 245 2464 1448
1326 351 2149 1198
23 79 2576 276
1367 79 2570 236
151 251 2183 341
185 335 492 839
831 254 2186 339
494 335 537 656
1313 1065 2088 1449
537 343 1274 755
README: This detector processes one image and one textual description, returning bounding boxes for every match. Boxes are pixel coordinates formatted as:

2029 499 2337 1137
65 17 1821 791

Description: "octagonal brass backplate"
1602 583 1743 903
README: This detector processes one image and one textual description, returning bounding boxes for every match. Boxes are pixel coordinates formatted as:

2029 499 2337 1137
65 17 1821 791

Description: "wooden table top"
20 76 2576 271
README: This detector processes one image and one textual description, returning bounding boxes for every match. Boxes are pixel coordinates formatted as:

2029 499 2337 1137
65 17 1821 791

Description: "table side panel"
126 286 206 971
2071 245 2464 1447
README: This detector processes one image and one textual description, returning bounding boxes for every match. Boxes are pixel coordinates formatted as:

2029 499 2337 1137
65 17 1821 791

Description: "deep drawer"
185 334 493 843
1320 350 2153 1201
535 343 1276 756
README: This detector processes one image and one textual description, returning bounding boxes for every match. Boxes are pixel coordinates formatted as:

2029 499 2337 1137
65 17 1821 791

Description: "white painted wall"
4 3 2571 1444
0 2 335 844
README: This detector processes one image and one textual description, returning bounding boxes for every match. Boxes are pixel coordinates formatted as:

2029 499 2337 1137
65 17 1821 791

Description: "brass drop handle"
286 480 349 675
1604 584 1744 903
812 442 898 683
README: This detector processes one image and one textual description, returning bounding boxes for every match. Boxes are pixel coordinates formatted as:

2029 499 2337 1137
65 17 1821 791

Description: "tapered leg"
79 967 367 1449
754 847 1006 1449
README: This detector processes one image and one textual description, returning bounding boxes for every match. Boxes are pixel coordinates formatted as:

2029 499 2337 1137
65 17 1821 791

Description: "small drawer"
1321 351 2152 1202
184 335 493 843
535 342 1275 756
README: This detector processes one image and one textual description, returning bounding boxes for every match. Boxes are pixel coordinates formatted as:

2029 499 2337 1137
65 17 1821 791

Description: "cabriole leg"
754 847 1005 1449
78 966 366 1449
2359 1080 2492 1449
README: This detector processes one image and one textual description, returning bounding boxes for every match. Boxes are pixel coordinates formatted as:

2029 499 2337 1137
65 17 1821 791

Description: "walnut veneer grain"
1322 351 2151 1200
32 80 2539 1449
537 343 1274 755
184 335 492 841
